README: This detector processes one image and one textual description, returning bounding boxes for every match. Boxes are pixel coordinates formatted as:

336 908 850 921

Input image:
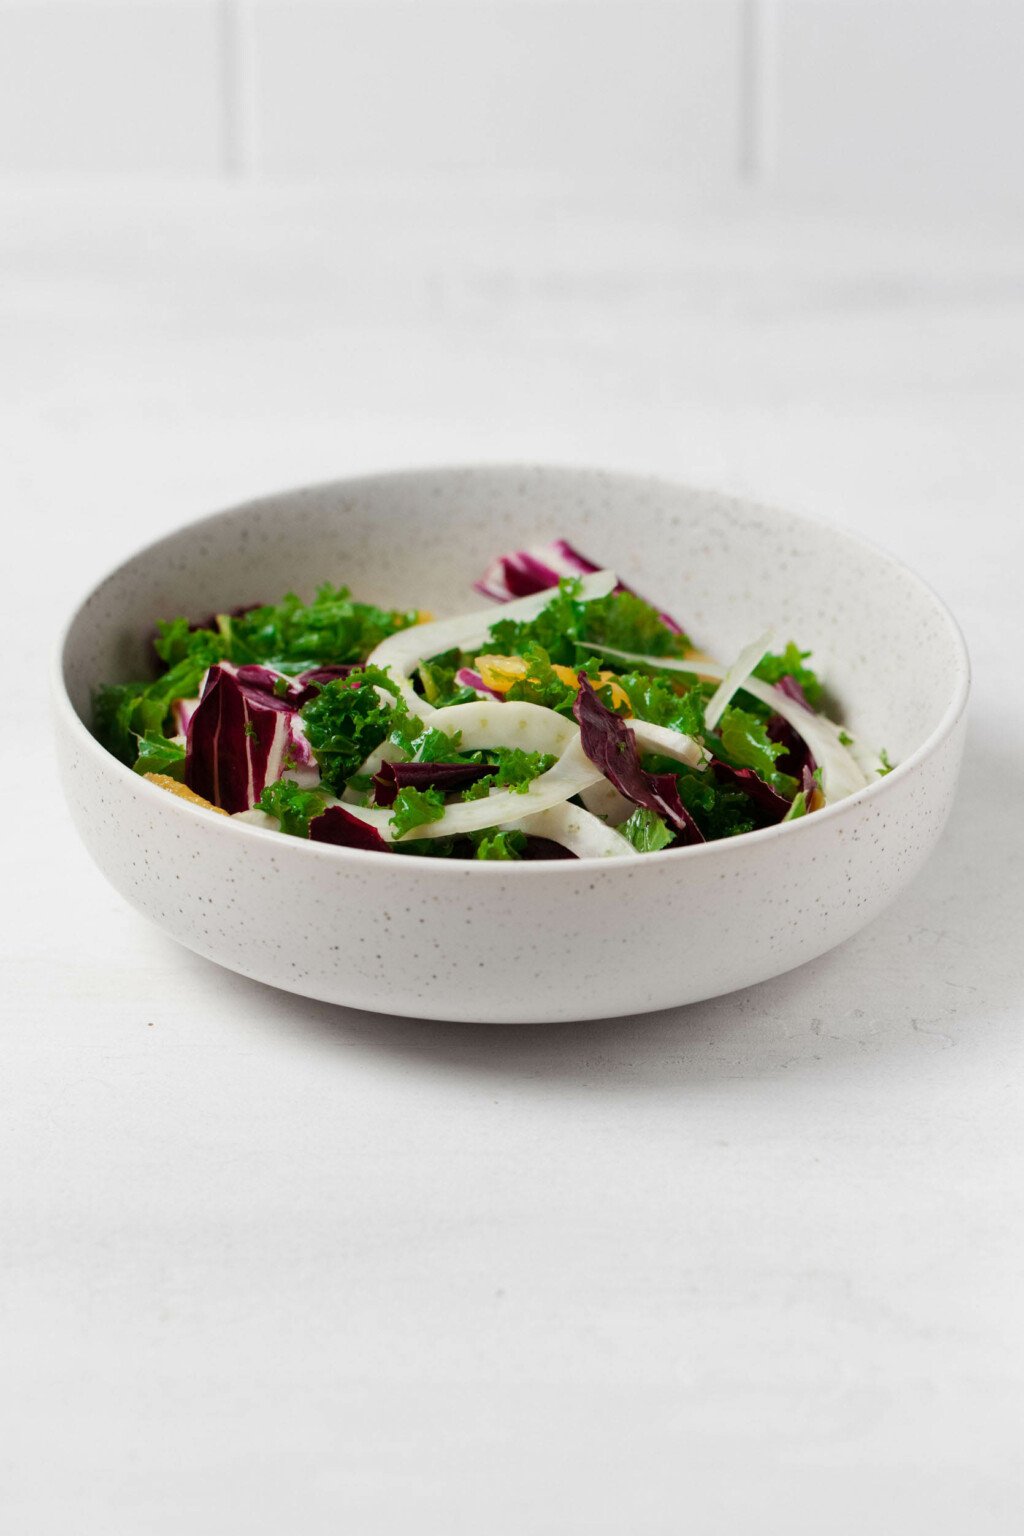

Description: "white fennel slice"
580 777 632 824
628 718 707 770
365 570 617 715
342 736 604 843
499 801 634 858
703 632 773 730
427 700 579 756
231 809 280 830
579 641 869 802
354 699 579 780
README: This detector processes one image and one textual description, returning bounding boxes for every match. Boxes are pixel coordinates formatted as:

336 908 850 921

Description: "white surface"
2 184 1022 1531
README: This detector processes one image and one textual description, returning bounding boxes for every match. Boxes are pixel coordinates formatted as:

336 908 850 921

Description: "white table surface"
2 183 1021 1534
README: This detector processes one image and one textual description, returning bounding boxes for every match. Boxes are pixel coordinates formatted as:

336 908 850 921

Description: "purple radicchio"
308 805 392 853
454 666 504 701
473 538 684 635
709 760 794 825
573 675 704 845
520 836 578 860
766 710 816 784
221 661 356 709
774 674 815 712
172 696 199 737
371 759 492 808
184 665 308 813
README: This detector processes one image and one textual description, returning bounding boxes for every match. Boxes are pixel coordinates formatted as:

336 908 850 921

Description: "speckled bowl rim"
53 463 971 874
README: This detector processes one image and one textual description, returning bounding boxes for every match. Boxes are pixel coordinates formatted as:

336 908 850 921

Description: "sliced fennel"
343 736 605 843
628 718 707 770
579 640 869 802
703 632 773 731
353 698 580 783
579 777 632 825
428 700 579 756
367 569 617 715
499 802 634 858
232 808 280 830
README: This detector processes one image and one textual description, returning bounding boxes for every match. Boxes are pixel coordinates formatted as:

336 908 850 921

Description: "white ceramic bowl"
54 466 969 1024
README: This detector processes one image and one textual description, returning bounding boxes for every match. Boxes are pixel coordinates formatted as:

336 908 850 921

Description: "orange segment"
144 773 229 815
476 654 631 711
475 654 530 693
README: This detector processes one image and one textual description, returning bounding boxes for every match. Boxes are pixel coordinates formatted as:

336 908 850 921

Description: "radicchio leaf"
455 666 504 701
775 674 815 712
308 805 392 853
710 760 794 825
172 696 199 736
520 836 578 860
372 759 492 808
191 601 262 634
474 538 684 634
184 665 295 813
766 711 816 782
573 675 704 845
292 665 358 705
222 661 355 708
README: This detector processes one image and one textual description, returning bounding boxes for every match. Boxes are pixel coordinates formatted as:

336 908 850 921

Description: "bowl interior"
61 466 965 767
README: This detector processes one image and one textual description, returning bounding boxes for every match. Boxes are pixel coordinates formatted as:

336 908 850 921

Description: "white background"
1 4 1023 1532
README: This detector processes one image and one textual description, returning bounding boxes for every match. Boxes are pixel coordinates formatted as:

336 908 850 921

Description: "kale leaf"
93 647 216 767
389 786 447 839
131 730 186 779
641 756 758 840
715 705 799 798
487 578 690 667
620 806 675 853
472 829 527 861
417 648 476 708
256 778 328 837
300 677 394 794
413 726 464 763
612 671 707 736
225 585 419 673
753 642 823 709
460 748 556 800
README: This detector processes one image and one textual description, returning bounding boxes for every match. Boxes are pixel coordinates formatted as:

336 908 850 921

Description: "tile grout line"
739 0 778 188
220 0 259 181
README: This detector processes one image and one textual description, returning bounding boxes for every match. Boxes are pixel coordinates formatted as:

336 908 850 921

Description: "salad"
93 539 888 860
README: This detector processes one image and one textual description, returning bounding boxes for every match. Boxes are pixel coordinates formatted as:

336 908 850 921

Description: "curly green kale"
460 748 556 800
300 677 395 794
390 786 447 839
620 806 675 853
641 755 758 840
131 730 186 779
611 671 707 736
417 648 477 709
753 642 823 709
715 706 798 799
223 585 420 673
472 829 527 860
93 639 222 767
256 778 329 837
487 578 690 667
